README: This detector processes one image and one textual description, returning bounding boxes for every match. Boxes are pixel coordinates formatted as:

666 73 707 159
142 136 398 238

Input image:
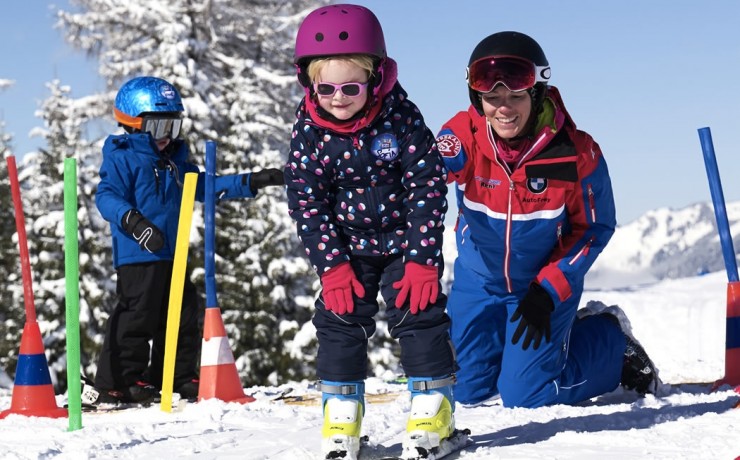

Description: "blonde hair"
307 54 375 83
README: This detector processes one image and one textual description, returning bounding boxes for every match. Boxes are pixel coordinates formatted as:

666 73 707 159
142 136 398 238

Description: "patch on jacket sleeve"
436 133 462 158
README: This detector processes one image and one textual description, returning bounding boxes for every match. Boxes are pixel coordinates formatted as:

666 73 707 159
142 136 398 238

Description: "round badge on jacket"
371 133 399 161
436 134 462 158
527 177 548 194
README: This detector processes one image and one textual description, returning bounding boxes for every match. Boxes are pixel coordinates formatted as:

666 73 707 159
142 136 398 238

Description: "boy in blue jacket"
88 76 283 405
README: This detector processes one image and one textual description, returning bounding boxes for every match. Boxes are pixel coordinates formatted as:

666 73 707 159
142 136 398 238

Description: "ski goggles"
313 81 369 97
467 56 550 93
141 116 183 140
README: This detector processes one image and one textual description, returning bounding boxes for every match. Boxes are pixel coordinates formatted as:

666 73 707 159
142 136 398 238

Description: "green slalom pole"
64 158 82 431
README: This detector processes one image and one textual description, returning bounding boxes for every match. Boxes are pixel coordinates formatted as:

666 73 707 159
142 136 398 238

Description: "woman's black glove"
510 282 554 351
121 209 165 253
245 168 285 194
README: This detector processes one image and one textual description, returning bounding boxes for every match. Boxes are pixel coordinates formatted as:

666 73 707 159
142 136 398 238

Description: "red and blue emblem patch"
436 134 462 158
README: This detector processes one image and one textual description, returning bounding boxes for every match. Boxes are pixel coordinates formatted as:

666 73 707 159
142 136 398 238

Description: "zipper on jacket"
568 236 594 266
365 185 386 252
153 166 161 198
504 179 515 293
587 184 596 223
487 122 515 293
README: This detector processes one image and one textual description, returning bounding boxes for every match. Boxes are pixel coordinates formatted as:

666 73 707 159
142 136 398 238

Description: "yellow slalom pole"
160 172 198 412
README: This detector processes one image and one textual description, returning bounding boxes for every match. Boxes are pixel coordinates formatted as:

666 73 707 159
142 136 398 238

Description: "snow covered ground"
1 270 739 459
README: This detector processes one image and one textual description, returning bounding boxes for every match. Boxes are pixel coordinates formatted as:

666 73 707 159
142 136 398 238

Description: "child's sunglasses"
313 81 369 98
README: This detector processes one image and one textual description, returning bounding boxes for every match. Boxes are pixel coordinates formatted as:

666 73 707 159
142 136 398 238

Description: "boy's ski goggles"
113 108 183 140
313 81 369 97
467 56 550 93
141 116 182 140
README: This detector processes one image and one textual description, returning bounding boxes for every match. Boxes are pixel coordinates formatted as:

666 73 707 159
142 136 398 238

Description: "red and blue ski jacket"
437 86 615 304
285 83 448 276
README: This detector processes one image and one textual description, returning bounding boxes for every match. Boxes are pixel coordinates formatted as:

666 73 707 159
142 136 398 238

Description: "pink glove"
320 262 366 315
393 261 439 314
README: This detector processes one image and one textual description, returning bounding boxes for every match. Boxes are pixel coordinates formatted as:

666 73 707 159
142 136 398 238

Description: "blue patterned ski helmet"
114 76 184 128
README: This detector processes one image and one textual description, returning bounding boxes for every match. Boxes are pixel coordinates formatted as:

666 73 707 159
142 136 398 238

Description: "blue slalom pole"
698 126 740 390
198 141 254 402
698 127 739 282
205 141 217 308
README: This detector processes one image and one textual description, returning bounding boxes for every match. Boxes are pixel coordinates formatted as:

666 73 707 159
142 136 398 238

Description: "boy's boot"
174 378 200 401
81 375 159 406
402 375 457 458
320 380 364 460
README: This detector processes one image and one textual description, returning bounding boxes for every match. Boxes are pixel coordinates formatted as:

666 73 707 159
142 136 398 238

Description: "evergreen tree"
0 110 25 378
53 0 332 386
17 80 113 389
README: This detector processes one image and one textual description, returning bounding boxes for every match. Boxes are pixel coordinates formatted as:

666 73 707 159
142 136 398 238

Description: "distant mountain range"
588 201 740 289
442 201 740 291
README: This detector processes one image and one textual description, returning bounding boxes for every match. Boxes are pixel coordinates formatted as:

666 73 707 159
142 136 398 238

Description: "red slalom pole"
1 155 66 419
7 155 37 322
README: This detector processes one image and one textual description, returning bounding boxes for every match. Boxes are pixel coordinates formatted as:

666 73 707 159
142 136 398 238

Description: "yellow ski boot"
402 376 468 459
320 381 364 460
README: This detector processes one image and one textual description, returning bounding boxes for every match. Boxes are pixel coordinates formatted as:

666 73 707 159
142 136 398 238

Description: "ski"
268 387 298 402
340 429 471 460
79 402 150 413
319 435 369 460
274 391 404 406
377 429 471 460
66 398 188 414
75 374 188 412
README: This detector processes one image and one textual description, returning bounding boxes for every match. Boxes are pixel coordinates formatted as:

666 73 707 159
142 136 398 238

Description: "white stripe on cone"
200 336 235 367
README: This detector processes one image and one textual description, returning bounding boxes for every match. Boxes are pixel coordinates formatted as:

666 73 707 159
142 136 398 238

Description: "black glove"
510 283 554 351
245 168 285 194
121 209 165 253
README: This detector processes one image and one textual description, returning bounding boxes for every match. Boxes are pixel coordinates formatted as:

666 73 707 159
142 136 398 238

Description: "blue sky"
1 1 739 225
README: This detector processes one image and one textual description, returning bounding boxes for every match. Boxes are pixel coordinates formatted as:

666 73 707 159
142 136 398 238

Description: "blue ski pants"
448 258 625 408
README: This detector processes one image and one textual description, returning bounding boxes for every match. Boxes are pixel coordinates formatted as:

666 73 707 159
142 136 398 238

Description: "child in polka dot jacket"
284 4 460 458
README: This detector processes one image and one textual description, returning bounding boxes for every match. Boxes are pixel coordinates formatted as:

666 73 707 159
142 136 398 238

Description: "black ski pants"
312 254 457 381
95 261 202 391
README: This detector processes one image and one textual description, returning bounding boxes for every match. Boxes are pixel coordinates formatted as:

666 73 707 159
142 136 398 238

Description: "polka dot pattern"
285 87 449 275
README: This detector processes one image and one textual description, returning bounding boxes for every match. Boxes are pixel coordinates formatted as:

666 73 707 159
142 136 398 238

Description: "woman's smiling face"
480 86 532 140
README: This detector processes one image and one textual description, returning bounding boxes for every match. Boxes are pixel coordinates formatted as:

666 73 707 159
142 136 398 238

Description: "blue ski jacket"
96 133 255 268
285 83 448 275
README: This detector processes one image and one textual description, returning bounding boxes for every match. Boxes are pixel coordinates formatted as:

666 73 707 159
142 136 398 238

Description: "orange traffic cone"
0 321 67 419
198 307 255 403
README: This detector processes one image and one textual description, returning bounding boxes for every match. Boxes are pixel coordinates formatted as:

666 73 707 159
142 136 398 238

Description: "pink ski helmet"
294 4 387 64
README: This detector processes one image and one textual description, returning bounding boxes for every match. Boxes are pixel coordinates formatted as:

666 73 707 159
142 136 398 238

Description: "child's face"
314 59 369 120
155 138 171 151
